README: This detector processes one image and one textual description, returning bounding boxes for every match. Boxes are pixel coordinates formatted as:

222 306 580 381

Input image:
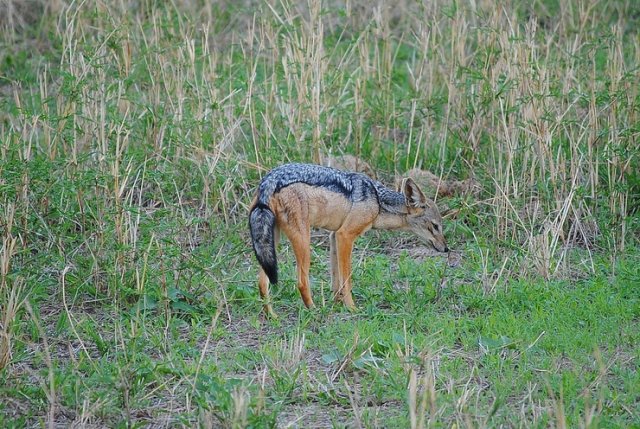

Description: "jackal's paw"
263 304 278 319
342 297 357 311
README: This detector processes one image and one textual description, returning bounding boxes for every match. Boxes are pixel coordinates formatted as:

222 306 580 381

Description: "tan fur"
257 184 378 312
252 178 447 316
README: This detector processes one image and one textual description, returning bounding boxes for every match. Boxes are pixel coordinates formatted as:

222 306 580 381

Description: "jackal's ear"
401 178 427 210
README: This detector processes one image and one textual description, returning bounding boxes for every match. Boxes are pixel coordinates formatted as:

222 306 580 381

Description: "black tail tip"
265 266 278 285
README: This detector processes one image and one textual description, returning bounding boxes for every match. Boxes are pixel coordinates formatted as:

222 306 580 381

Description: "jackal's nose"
444 246 450 253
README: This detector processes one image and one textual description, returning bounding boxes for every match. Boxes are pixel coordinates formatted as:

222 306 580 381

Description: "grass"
0 0 639 427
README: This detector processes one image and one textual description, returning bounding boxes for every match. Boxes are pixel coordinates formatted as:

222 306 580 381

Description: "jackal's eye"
433 223 440 232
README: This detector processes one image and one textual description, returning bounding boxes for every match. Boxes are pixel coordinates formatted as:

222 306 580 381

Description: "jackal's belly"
271 183 352 231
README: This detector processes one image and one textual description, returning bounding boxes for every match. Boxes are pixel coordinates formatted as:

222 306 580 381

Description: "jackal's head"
401 178 449 253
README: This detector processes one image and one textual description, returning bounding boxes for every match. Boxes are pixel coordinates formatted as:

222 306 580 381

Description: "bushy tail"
249 203 278 284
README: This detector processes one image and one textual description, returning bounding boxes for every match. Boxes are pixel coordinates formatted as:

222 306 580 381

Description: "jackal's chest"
271 183 353 231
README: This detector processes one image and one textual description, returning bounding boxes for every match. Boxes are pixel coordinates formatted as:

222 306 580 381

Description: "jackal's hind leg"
334 230 356 309
329 232 342 302
258 268 276 318
282 225 314 309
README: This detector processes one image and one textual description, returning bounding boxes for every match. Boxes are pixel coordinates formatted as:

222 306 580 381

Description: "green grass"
1 0 639 427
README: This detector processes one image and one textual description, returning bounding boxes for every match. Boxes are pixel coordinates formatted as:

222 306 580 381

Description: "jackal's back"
255 163 378 206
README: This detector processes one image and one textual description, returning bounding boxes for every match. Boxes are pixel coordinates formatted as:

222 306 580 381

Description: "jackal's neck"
372 183 409 230
372 210 408 230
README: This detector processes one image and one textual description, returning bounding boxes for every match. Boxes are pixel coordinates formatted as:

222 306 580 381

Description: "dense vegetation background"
1 0 638 427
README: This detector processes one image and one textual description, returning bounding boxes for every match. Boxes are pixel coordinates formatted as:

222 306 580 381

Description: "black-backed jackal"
249 163 448 316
